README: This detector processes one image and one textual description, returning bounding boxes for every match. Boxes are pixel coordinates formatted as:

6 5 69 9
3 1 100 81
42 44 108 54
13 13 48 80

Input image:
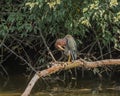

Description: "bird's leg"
67 51 71 62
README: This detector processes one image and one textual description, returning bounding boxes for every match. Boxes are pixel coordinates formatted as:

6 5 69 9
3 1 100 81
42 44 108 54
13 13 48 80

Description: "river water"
0 75 120 96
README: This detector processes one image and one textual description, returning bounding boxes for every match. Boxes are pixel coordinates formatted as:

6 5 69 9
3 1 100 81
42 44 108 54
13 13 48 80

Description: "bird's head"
55 38 66 50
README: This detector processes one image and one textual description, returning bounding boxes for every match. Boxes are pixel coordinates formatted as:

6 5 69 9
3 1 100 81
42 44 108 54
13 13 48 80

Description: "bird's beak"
58 45 65 50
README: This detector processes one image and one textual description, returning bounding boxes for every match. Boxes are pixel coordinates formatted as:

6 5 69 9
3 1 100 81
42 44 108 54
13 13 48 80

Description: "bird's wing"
67 36 77 60
67 36 77 51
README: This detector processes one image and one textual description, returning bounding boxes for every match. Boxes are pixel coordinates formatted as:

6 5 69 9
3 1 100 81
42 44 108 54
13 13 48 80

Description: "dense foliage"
0 0 120 77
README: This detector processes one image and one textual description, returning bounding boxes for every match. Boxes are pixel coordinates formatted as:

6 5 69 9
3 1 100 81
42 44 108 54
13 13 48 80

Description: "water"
0 75 120 96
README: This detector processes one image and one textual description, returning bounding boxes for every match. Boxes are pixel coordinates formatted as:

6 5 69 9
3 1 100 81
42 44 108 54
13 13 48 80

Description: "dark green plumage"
64 35 77 61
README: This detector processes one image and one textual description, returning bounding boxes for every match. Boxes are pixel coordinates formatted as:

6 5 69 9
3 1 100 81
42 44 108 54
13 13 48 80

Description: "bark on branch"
21 59 120 96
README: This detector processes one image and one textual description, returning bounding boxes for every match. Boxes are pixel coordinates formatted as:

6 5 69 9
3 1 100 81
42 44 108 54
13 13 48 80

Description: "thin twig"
3 44 38 74
0 31 10 84
39 29 56 62
91 26 103 59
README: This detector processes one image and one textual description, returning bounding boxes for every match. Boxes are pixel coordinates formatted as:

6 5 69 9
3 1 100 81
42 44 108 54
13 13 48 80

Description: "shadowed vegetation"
0 0 120 87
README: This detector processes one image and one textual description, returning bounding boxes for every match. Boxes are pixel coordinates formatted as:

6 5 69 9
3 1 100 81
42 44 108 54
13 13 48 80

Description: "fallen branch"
21 59 120 96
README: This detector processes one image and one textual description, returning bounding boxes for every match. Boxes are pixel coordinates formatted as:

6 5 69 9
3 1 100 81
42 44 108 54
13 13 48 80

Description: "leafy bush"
0 0 120 76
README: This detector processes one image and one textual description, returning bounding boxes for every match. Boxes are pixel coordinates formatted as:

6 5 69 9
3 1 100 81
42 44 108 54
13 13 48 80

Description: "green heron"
55 34 77 62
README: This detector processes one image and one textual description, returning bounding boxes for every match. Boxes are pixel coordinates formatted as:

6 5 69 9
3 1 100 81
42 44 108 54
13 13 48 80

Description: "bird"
55 34 77 62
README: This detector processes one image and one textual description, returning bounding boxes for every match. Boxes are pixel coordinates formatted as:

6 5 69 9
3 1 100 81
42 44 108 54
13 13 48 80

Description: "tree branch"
39 29 56 62
3 44 38 73
21 58 120 96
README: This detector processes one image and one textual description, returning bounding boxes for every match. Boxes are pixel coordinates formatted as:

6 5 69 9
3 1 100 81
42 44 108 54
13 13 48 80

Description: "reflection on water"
0 74 26 96
0 75 120 96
